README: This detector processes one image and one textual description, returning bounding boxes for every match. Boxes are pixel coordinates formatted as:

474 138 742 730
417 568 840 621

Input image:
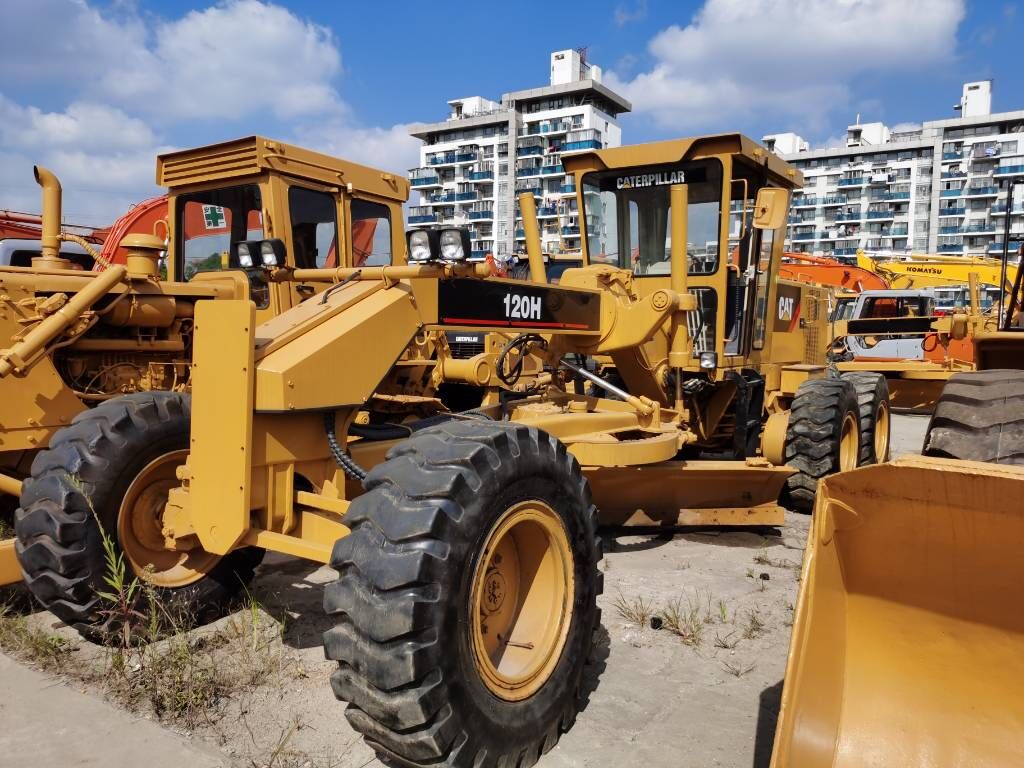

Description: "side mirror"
752 187 788 230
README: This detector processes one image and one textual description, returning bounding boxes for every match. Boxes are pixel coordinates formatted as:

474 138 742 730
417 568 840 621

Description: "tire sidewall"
450 469 596 746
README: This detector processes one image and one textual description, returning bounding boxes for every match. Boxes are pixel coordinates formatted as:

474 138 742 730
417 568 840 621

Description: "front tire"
841 371 891 465
15 392 262 639
781 378 860 514
323 420 602 768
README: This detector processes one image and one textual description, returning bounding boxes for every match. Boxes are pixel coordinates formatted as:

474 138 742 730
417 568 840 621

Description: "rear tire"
323 420 602 768
14 392 263 639
841 372 891 465
781 378 860 514
923 370 1024 464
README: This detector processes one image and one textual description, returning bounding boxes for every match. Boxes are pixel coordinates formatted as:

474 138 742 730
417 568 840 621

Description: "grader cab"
14 134 888 768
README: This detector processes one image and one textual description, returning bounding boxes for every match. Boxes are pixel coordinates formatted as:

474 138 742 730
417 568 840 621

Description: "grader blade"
586 460 791 527
771 456 1024 768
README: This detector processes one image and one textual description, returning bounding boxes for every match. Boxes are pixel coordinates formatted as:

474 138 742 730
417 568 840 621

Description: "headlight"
440 230 465 261
237 242 253 268
699 351 718 370
408 230 434 261
260 241 278 266
439 228 471 262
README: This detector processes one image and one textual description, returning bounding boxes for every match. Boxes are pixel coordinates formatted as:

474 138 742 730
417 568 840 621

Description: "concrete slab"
0 652 226 768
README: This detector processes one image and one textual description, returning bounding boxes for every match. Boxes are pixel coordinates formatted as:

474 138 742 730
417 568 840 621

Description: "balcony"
939 207 966 217
989 241 1024 253
838 177 866 187
409 214 437 224
561 226 581 236
560 184 577 195
938 244 964 253
878 192 910 201
961 222 997 234
941 170 967 179
942 151 964 161
468 170 494 181
938 225 961 234
833 248 859 256
410 175 440 187
538 206 558 217
540 165 565 175
866 210 894 220
791 231 830 241
471 250 489 259
468 210 494 220
963 186 999 198
562 139 602 152
940 188 963 198
455 192 477 201
835 212 863 222
429 193 456 204
517 145 544 157
514 229 525 239
455 152 478 163
994 164 1024 178
991 204 1024 216
428 153 457 165
881 227 909 237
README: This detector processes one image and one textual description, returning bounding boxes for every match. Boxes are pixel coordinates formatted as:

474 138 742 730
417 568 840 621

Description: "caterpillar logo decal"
773 285 803 333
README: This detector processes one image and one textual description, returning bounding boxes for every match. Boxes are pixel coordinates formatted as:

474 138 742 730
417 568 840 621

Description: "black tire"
323 420 602 768
841 371 891 465
781 378 860 514
923 370 1024 464
14 392 263 638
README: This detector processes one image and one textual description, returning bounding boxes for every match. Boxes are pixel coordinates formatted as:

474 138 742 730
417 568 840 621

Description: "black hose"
496 333 548 386
349 422 413 441
324 411 367 481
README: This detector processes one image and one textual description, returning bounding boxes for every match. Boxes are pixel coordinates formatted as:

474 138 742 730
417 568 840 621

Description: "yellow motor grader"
771 255 1024 766
14 133 887 768
0 136 456 587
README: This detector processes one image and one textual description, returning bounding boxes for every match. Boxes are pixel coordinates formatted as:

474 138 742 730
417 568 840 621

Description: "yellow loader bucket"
772 456 1024 768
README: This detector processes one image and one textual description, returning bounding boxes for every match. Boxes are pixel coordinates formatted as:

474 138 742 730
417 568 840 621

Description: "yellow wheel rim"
839 412 859 472
116 449 220 588
469 501 575 701
874 401 891 462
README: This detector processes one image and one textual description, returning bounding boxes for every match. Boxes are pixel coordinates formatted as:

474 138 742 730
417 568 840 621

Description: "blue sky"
1 0 1019 223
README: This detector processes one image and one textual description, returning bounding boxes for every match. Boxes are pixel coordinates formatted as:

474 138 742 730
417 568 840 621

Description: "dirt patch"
0 415 929 768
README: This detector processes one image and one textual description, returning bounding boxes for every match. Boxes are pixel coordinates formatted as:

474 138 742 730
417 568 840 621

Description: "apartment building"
764 81 1024 259
407 49 630 259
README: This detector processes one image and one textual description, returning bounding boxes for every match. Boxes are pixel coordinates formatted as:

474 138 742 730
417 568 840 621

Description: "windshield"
832 297 857 321
176 184 263 279
582 159 723 276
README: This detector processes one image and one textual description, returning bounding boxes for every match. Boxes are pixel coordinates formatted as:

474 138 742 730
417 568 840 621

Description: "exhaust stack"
32 166 71 269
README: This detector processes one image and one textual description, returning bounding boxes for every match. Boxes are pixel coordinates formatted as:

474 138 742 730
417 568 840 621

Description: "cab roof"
561 133 803 189
156 136 410 202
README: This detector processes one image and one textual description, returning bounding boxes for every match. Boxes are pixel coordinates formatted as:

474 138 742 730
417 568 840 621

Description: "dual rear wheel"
782 372 891 514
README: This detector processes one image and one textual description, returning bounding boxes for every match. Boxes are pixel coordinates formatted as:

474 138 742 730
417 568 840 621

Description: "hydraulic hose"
324 412 367 482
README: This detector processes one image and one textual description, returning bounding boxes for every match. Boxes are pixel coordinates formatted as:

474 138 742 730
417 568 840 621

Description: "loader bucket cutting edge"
771 456 1024 768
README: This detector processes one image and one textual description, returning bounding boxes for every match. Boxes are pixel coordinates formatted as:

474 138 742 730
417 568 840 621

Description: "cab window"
177 185 263 279
351 199 392 267
289 186 338 268
582 159 722 276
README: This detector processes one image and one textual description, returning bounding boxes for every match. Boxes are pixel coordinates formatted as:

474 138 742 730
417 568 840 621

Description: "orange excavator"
779 252 888 292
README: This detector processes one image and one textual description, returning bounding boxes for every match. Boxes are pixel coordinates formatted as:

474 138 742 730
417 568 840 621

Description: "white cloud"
607 0 966 134
615 0 648 26
0 1 417 223
294 120 423 176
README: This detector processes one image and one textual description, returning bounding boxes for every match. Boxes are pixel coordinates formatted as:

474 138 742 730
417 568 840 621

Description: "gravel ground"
2 414 932 768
